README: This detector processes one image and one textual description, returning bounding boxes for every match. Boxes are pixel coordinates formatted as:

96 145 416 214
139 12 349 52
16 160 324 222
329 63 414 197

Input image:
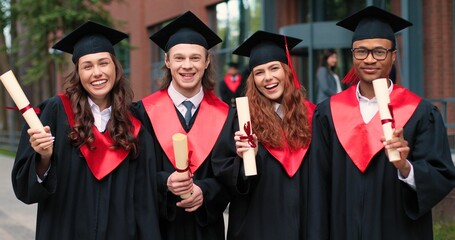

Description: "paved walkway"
0 154 36 239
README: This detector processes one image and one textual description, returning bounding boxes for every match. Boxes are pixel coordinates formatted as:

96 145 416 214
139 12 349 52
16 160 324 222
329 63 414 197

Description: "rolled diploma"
172 133 191 199
0 70 44 131
235 97 257 176
372 78 400 161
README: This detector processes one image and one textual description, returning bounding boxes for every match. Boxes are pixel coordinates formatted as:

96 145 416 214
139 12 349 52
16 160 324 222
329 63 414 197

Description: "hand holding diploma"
171 133 193 199
381 128 411 177
372 78 401 161
235 97 257 176
1 70 53 176
28 126 55 178
0 70 44 131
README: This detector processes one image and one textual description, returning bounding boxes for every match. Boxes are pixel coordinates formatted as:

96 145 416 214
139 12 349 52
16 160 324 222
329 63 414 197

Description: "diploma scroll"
372 78 401 162
235 97 257 176
172 133 192 199
0 70 44 131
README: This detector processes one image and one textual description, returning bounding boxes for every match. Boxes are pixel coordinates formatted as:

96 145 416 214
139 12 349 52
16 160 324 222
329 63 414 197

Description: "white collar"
356 79 394 102
167 81 204 107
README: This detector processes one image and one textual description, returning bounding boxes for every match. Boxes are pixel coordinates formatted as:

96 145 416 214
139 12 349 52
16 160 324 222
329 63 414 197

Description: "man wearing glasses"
307 6 455 240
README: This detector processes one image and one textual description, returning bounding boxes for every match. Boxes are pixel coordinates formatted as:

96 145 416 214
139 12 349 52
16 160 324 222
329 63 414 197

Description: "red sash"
58 94 141 180
330 85 421 173
142 90 228 173
264 100 315 178
224 74 242 93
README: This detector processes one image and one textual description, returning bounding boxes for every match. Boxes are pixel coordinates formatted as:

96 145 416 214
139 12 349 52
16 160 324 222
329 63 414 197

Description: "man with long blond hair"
132 11 230 240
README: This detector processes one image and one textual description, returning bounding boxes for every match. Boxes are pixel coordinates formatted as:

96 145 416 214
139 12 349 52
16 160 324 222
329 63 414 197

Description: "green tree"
0 0 119 148
11 0 118 102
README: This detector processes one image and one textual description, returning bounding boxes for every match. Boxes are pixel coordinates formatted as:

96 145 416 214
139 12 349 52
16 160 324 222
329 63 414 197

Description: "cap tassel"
284 35 300 89
342 66 360 85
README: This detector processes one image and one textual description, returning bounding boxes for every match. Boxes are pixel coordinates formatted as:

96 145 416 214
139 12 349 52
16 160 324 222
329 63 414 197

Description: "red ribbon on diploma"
6 104 41 114
380 104 395 128
175 150 193 177
240 121 256 148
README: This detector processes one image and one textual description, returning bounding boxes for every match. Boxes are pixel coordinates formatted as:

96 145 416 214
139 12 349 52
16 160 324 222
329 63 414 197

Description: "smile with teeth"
181 73 195 77
92 80 107 86
265 83 278 89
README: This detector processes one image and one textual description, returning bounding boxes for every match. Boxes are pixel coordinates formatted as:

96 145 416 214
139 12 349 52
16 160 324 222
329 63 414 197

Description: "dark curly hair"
63 53 138 156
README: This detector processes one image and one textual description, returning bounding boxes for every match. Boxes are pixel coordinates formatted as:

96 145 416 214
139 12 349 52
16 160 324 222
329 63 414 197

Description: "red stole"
142 90 228 173
263 100 315 178
330 85 421 173
58 94 141 180
224 74 242 93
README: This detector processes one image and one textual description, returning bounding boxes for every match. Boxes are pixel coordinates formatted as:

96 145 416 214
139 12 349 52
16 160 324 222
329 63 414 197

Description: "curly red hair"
245 63 311 150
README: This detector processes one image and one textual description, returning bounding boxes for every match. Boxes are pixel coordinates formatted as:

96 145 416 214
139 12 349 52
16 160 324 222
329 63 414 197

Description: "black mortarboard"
233 31 302 70
150 11 222 51
336 6 412 48
52 21 128 63
228 62 238 68
233 30 303 89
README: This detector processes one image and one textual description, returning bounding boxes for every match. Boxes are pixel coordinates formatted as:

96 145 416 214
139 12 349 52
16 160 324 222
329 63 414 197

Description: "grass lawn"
0 149 15 157
434 222 455 240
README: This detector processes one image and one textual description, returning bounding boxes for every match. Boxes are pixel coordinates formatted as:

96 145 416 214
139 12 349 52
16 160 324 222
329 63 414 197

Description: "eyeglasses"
351 47 394 61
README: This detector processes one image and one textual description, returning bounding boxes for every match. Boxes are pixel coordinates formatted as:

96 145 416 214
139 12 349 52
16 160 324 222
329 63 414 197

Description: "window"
148 23 168 92
114 39 130 77
213 0 263 86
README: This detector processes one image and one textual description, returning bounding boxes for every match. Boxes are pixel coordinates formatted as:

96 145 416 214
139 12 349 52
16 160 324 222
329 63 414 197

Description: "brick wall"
423 0 455 135
105 0 223 100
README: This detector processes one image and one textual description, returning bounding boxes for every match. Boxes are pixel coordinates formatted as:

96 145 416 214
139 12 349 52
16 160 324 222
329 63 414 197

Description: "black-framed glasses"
351 47 394 61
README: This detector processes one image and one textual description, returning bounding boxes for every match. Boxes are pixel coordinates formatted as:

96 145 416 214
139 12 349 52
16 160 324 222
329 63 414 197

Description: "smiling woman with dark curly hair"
11 21 161 240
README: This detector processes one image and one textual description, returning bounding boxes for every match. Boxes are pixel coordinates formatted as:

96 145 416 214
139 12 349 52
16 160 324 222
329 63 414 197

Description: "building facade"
104 0 455 223
104 1 455 131
105 0 454 136
105 0 453 100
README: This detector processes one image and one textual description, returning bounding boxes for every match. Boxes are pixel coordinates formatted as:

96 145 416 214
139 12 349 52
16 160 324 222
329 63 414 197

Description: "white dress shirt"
355 81 416 190
88 97 112 132
273 102 283 119
168 81 204 118
38 97 112 183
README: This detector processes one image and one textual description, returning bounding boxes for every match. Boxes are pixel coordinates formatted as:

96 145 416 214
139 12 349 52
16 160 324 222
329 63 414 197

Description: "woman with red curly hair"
212 31 315 240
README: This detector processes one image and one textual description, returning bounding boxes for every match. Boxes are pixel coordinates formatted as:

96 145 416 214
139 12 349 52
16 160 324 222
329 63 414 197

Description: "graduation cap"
150 11 222 51
336 6 412 48
228 61 239 68
233 30 302 88
52 21 128 63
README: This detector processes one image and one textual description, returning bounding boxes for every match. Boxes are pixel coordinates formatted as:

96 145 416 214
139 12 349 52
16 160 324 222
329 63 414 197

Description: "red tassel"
284 35 300 89
342 66 360 85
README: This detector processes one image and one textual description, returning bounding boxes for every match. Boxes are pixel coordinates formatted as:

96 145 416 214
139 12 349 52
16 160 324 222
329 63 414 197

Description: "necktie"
182 101 193 126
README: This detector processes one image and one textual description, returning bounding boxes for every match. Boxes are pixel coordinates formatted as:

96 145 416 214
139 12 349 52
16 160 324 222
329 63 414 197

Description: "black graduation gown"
219 76 246 106
11 96 161 240
132 99 230 240
212 108 309 240
308 96 455 240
